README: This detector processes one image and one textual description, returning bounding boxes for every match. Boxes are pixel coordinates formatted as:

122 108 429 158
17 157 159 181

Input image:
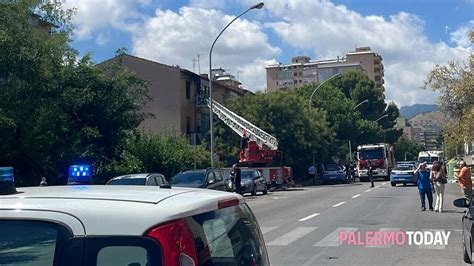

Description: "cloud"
95 33 110 46
450 20 474 48
130 6 281 90
63 0 151 39
262 0 471 106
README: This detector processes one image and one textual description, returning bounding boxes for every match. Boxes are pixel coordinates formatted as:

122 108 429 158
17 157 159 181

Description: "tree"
424 30 474 147
393 137 425 161
0 1 149 185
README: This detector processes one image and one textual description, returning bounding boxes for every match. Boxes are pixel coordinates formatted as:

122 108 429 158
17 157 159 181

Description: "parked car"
171 169 228 191
240 169 268 196
106 173 168 186
453 197 474 264
1 184 269 265
390 164 418 186
321 163 346 184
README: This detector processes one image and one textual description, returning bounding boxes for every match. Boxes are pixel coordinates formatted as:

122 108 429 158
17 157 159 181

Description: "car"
240 169 268 196
0 184 270 266
321 163 346 184
453 197 474 264
171 169 228 191
106 173 168 186
390 164 418 186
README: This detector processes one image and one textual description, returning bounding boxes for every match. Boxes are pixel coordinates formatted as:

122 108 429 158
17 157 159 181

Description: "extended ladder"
207 99 279 150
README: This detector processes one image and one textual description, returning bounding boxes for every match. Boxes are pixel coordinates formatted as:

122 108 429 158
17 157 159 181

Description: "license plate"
329 176 337 179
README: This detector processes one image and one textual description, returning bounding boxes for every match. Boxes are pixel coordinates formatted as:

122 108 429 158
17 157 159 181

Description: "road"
245 181 468 266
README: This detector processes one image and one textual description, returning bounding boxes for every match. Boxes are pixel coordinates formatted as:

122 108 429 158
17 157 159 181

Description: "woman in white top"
430 161 447 213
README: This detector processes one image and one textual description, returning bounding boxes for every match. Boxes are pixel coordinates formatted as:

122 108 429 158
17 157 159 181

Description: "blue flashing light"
0 167 17 195
0 167 14 182
68 165 92 178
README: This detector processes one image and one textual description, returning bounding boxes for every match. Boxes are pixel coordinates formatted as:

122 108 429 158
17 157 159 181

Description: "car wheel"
384 176 390 181
391 182 396 187
263 185 268 195
463 239 471 264
403 182 407 186
251 185 257 196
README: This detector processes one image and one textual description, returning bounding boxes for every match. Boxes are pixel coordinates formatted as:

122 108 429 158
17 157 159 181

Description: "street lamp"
208 2 264 168
309 72 341 111
353 99 369 110
375 114 389 122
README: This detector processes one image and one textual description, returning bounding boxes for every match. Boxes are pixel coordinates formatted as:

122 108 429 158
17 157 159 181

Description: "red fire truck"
357 143 395 181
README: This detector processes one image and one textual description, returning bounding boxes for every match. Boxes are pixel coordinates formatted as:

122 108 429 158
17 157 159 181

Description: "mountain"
399 104 439 118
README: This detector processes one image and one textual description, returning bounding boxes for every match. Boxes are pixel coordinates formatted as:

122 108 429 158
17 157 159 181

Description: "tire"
384 176 390 181
360 177 368 182
251 185 257 196
263 185 268 195
403 182 407 186
391 182 396 187
463 239 471 264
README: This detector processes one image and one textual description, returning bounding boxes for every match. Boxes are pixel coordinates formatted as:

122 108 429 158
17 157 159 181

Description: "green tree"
0 1 149 185
393 137 425 161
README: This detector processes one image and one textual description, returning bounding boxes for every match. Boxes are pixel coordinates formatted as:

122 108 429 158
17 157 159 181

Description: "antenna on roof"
197 53 204 74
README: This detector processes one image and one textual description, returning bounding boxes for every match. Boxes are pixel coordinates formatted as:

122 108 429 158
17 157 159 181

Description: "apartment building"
408 111 448 150
266 47 384 92
99 54 248 144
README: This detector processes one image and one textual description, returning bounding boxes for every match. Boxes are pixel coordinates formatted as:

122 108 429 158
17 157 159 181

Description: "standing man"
414 162 434 211
308 164 317 185
240 131 250 159
455 160 472 203
232 163 242 195
368 161 374 188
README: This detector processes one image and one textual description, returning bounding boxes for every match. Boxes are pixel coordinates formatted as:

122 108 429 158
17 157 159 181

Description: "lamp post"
353 99 369 110
375 114 389 122
309 72 341 111
208 2 264 168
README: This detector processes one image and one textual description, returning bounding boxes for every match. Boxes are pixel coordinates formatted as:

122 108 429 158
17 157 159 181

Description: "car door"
213 171 226 191
464 202 474 261
205 172 219 190
255 170 265 191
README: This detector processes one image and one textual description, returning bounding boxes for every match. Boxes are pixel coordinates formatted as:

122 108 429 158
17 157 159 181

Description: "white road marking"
267 227 317 246
314 227 358 247
299 213 320 222
260 227 278 234
332 201 346 207
365 228 401 248
382 182 387 185
364 189 372 192
375 185 382 188
351 194 361 199
273 197 278 199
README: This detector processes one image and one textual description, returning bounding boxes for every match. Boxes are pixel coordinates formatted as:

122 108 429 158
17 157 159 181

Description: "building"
98 54 248 144
265 47 383 92
408 111 449 150
31 14 57 34
396 117 422 143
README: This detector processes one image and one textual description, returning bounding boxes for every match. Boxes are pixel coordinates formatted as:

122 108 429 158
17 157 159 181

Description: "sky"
64 0 473 107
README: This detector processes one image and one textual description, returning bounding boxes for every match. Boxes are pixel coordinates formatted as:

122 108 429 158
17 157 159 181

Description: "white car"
0 185 269 266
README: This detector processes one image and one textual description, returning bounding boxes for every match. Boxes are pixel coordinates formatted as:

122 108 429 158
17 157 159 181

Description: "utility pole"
237 70 243 80
349 140 352 162
192 59 196 73
197 54 204 74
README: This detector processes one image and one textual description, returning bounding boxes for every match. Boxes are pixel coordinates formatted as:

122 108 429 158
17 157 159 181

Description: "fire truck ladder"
207 99 279 150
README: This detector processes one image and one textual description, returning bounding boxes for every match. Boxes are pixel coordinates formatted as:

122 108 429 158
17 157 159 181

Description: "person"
232 163 242 194
344 162 351 182
308 164 317 185
316 163 324 180
240 131 250 158
430 161 447 213
367 161 374 188
414 162 434 211
455 160 472 203
39 177 48 186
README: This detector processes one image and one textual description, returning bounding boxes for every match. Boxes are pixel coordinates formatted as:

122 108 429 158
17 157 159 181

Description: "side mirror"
208 179 215 184
453 198 469 208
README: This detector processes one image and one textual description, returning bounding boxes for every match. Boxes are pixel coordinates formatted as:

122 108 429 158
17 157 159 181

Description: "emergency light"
0 167 17 195
67 165 92 185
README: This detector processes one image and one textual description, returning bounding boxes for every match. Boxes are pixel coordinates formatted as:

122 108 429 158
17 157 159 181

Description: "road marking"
351 194 361 199
365 228 401 248
375 185 382 188
299 213 320 222
315 227 358 247
364 189 372 192
267 227 317 246
382 182 387 185
273 197 278 199
260 227 278 234
332 201 346 207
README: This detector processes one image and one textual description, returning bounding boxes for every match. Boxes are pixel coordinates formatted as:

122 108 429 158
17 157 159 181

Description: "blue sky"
65 0 473 106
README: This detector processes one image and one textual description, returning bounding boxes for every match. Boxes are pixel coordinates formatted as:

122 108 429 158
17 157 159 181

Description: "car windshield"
359 150 383 160
241 171 254 179
325 164 341 171
418 156 439 163
394 166 414 171
107 177 146 185
171 172 206 186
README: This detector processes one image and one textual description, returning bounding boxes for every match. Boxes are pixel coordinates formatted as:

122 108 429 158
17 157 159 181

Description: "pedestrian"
308 164 317 185
316 163 324 180
368 161 374 187
344 162 350 182
455 160 472 203
414 162 434 211
240 130 250 159
39 177 48 186
232 163 242 194
430 161 447 213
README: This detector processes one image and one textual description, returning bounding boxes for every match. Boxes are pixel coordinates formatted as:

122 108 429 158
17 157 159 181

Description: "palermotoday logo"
339 230 451 246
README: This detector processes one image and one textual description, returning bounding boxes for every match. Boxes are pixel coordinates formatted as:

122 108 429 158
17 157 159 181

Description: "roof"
111 173 163 179
1 186 242 236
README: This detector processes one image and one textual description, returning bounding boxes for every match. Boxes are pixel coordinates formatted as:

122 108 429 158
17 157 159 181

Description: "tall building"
99 54 248 144
265 47 383 92
408 111 448 150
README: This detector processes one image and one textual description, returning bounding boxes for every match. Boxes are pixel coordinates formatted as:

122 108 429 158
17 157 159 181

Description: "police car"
0 167 269 266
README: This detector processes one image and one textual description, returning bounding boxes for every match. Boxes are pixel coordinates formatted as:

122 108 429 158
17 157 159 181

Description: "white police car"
0 168 269 266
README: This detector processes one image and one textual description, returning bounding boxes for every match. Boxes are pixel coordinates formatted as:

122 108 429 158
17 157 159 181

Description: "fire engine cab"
357 143 395 181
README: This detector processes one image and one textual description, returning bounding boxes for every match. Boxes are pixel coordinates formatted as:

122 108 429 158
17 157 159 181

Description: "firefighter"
240 131 250 159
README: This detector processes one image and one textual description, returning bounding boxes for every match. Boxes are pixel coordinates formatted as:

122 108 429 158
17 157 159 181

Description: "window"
97 246 148 265
293 72 297 77
214 171 223 182
146 176 157 186
186 80 191 99
186 116 191 134
188 204 269 266
0 220 70 266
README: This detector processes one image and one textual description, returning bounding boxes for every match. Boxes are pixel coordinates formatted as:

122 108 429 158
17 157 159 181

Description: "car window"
0 220 70 266
325 164 341 171
171 172 206 185
97 246 149 265
241 171 254 180
208 172 216 182
188 204 269 266
107 177 147 185
146 176 157 186
394 165 414 171
214 171 223 182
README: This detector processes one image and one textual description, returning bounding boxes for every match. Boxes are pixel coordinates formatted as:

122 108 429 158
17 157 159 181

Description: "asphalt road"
245 180 468 266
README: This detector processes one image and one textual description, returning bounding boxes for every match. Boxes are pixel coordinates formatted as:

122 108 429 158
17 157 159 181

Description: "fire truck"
209 100 292 186
356 143 395 181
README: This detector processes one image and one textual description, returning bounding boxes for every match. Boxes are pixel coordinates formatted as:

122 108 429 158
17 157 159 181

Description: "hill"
400 104 439 118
